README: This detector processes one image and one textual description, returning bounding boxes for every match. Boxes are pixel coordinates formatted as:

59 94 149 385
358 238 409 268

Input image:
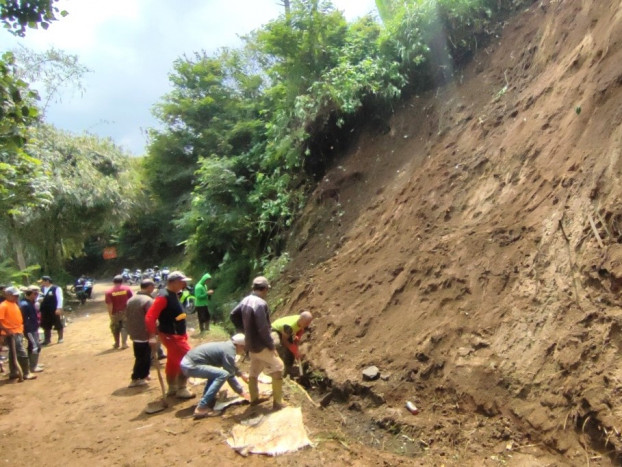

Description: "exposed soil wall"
280 1 622 464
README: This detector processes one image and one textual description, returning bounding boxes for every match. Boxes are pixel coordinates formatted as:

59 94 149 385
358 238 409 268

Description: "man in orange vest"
0 287 36 380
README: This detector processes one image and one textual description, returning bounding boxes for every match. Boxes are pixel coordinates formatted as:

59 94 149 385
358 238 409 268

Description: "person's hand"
207 289 214 295
148 337 158 352
55 308 63 316
240 372 249 383
240 391 250 401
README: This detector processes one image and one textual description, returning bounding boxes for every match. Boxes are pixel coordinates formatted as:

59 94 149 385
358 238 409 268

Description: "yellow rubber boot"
271 372 285 410
248 377 259 405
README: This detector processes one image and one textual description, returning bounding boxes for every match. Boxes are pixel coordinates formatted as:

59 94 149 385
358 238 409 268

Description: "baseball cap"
140 279 155 288
26 285 41 293
231 333 245 346
168 271 191 282
40 275 52 282
252 276 271 289
4 286 20 296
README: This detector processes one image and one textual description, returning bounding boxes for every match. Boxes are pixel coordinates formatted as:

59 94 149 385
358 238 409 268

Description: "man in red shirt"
146 271 195 399
105 275 133 349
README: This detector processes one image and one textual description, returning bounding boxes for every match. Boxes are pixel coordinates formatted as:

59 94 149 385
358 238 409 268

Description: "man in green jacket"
194 273 214 332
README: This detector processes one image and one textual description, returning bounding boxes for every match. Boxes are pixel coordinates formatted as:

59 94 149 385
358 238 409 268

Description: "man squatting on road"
230 276 285 410
145 271 195 399
105 275 133 349
181 333 250 419
125 279 156 387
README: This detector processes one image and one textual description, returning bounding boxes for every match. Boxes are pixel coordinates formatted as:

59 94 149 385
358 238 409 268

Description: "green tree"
2 125 137 276
1 0 66 36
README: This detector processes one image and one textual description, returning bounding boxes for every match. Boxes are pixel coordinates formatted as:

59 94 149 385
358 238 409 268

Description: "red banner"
102 247 118 260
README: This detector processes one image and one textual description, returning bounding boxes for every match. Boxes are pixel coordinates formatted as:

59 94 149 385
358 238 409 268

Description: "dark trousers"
196 305 210 331
131 341 151 380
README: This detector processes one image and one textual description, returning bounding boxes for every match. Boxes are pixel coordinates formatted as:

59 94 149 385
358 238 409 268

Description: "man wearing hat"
105 275 134 349
230 276 285 410
125 279 156 387
146 271 195 399
19 286 44 373
181 334 250 418
0 286 36 380
40 276 64 345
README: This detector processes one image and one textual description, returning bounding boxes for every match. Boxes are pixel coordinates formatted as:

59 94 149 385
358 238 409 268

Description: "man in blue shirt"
180 334 249 418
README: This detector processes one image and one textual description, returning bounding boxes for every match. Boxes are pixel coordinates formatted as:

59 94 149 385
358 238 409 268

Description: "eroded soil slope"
280 1 622 464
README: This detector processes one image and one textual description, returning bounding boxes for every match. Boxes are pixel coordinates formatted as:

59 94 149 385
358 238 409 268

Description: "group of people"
0 276 66 381
1 269 314 422
114 271 312 419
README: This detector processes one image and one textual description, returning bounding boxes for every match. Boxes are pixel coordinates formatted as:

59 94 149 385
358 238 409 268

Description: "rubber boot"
113 331 120 349
29 352 41 373
57 327 64 343
43 329 51 346
120 327 128 348
175 375 195 399
271 372 285 410
166 374 177 397
248 377 260 405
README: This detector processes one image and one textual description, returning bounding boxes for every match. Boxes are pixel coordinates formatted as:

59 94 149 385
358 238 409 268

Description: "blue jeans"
180 358 229 408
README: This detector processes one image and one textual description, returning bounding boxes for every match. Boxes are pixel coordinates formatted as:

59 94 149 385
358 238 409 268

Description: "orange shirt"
0 300 24 334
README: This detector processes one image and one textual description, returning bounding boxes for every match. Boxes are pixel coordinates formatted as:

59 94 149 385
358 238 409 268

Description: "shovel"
145 351 168 414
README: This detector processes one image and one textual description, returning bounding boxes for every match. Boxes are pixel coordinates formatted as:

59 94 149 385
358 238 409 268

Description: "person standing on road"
125 279 156 387
39 276 64 345
0 287 36 380
230 276 285 410
19 286 44 373
271 311 313 377
105 275 133 350
145 271 195 400
194 272 214 333
181 333 250 418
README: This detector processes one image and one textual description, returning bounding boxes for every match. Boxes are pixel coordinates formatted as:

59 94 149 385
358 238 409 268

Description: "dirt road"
0 283 411 466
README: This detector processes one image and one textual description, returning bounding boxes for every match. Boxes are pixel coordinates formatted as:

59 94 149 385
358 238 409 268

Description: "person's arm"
55 286 64 314
145 296 166 335
254 305 275 351
105 292 113 316
223 352 249 399
230 302 243 331
145 296 166 350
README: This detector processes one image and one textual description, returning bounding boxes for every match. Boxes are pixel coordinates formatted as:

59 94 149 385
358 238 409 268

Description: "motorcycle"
131 269 142 285
179 286 196 314
121 268 131 284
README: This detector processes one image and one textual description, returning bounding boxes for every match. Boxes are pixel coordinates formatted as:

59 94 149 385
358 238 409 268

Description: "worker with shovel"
271 311 313 377
180 333 250 419
230 276 285 410
145 271 195 400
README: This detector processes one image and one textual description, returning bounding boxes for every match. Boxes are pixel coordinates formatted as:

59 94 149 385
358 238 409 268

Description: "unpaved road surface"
0 283 413 466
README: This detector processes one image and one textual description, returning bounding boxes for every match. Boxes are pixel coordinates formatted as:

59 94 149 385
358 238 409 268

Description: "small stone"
362 365 380 381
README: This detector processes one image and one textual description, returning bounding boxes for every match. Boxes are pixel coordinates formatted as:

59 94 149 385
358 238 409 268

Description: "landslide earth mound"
278 1 622 464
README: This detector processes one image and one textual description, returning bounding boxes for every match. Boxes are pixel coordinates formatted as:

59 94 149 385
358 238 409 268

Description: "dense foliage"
142 0 531 299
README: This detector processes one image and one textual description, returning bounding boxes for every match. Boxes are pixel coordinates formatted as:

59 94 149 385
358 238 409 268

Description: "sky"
1 0 378 156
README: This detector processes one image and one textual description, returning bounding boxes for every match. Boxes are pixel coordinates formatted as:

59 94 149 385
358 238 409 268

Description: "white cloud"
2 0 377 155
